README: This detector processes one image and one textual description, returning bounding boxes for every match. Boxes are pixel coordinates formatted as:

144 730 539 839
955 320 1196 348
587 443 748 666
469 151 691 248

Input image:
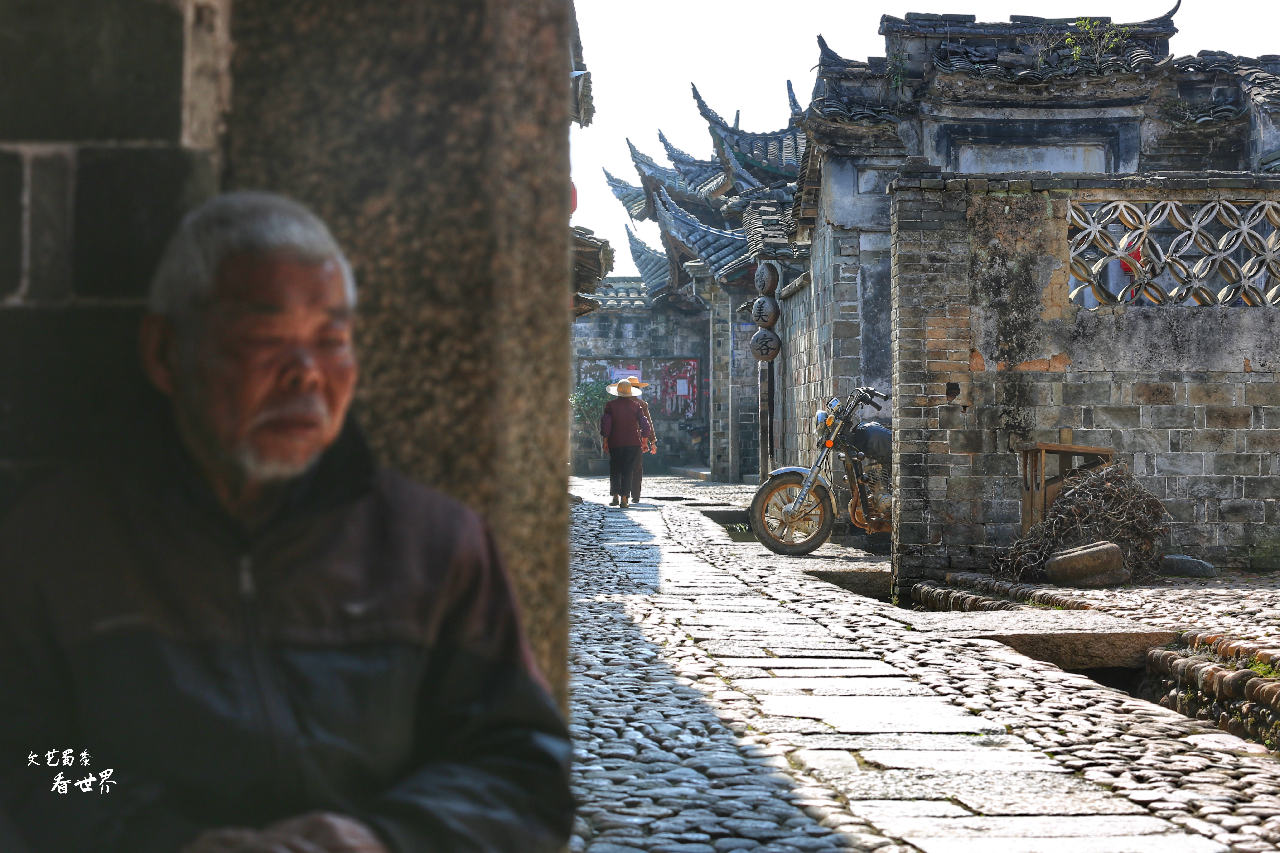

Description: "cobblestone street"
568 477 1280 853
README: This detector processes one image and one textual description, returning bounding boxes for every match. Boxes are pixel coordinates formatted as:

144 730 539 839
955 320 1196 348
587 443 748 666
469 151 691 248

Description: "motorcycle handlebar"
868 399 883 411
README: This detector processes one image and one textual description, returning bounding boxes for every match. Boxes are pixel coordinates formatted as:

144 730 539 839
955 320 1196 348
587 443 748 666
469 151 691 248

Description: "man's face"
175 252 357 481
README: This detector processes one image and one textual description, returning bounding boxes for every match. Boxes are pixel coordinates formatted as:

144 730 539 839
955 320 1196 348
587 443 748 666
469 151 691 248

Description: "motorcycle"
748 386 892 556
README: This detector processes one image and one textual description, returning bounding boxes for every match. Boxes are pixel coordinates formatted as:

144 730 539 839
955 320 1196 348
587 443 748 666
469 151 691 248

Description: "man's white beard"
235 446 320 482
234 395 331 482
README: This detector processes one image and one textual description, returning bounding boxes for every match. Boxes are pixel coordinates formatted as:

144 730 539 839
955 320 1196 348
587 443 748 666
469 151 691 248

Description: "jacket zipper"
239 555 288 794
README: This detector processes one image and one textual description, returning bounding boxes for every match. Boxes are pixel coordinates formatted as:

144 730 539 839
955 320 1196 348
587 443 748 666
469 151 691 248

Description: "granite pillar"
223 0 574 703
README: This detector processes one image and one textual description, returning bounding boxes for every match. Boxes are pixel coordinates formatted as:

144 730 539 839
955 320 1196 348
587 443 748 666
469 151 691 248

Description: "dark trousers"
631 452 645 501
609 445 641 497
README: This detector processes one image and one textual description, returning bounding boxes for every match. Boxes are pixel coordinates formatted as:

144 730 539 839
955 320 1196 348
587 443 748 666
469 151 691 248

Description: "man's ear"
139 314 179 397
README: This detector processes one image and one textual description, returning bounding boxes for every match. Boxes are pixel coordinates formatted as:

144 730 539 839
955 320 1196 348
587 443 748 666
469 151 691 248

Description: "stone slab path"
568 477 1280 853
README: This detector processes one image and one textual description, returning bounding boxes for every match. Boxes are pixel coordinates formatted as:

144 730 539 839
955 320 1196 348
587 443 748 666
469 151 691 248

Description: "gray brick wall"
0 0 224 513
890 173 1280 598
571 298 709 469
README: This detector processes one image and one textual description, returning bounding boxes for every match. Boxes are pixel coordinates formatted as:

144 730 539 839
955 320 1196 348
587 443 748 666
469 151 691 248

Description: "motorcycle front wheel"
748 471 835 556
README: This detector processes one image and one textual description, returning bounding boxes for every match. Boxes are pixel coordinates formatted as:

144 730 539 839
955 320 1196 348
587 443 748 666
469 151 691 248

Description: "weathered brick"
1245 384 1280 406
1094 406 1141 429
1062 382 1112 406
1219 500 1265 523
1206 406 1253 430
1133 382 1174 405
1187 383 1234 405
1213 453 1262 476
947 429 985 454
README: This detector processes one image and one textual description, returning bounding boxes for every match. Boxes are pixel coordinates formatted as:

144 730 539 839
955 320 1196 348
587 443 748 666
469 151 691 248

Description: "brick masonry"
572 282 709 470
0 0 225 514
890 172 1280 598
706 280 760 482
775 156 895 473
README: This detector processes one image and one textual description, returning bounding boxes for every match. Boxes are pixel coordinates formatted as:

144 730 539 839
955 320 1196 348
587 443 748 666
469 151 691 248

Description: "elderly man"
0 192 574 853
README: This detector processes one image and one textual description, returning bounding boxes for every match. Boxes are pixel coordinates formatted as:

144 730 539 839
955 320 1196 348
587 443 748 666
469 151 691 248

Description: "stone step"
884 609 1179 669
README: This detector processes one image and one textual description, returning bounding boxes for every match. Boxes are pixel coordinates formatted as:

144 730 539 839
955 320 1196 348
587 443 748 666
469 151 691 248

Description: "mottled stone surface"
0 0 184 141
887 609 1179 669
224 0 575 701
565 476 1280 853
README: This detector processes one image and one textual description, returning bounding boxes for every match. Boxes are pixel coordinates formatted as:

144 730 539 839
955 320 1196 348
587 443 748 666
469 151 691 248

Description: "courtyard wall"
890 169 1280 598
572 278 709 470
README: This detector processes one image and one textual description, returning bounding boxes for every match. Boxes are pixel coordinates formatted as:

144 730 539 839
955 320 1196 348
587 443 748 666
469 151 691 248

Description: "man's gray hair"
149 190 356 320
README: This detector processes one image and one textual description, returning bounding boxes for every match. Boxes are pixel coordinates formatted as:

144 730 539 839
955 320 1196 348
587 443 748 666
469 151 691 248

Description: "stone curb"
924 571 1098 611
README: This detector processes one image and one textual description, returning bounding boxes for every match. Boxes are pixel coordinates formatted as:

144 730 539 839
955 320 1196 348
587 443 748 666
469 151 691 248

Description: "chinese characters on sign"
28 750 114 794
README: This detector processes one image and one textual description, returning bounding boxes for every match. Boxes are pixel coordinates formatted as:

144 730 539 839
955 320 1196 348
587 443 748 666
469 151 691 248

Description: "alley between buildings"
568 477 1280 853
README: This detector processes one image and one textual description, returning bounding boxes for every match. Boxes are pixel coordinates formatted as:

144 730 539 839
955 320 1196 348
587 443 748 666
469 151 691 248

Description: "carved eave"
626 226 671 296
693 84 806 180
790 140 820 243
604 169 649 221
627 139 724 226
801 113 908 157
659 131 733 200
925 64 1167 108
654 188 752 284
572 227 613 294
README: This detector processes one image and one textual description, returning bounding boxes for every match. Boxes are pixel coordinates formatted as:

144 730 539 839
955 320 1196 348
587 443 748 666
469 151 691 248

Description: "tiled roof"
574 292 601 317
604 169 648 220
594 277 650 309
810 96 903 124
878 3 1179 40
654 188 752 282
720 182 796 218
816 34 877 74
628 139 694 197
693 85 806 178
931 43 1163 83
742 200 796 260
626 226 671 294
1174 53 1280 111
573 227 614 293
659 131 732 199
788 81 803 119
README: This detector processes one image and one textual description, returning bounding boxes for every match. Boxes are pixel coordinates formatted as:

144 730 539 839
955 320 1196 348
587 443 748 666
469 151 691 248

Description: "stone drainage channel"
912 575 1280 757
568 477 1280 853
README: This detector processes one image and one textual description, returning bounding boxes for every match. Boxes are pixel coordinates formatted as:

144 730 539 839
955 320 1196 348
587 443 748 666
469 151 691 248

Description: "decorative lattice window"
1068 201 1280 307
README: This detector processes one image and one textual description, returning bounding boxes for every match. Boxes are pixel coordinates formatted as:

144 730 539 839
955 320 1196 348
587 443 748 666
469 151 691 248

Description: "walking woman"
600 378 653 508
624 379 658 505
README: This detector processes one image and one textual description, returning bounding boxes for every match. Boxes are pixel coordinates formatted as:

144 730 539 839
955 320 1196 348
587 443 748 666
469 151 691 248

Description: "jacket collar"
120 391 377 546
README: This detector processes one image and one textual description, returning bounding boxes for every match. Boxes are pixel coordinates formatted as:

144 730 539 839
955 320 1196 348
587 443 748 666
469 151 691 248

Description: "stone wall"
890 170 1280 599
0 0 225 512
572 286 709 469
707 280 760 482
225 0 575 702
775 154 896 469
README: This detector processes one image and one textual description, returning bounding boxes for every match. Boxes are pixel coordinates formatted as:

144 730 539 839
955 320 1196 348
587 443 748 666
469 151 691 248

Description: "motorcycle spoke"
761 483 824 545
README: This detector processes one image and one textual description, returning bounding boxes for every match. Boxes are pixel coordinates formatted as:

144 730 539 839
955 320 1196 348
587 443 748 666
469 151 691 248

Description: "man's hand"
179 828 324 853
601 439 609 454
180 814 388 853
267 813 389 853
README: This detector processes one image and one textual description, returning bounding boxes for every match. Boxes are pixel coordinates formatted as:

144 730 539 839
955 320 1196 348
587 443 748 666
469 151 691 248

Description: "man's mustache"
249 396 331 430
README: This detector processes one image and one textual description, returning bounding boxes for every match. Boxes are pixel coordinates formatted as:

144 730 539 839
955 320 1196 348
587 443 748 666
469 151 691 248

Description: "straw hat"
606 378 643 397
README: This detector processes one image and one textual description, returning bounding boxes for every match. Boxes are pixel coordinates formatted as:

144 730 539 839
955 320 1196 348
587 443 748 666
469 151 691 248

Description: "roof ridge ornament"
691 83 734 130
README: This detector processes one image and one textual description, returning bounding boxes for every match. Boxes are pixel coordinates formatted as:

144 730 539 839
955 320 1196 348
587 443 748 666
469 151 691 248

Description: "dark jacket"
0 404 574 853
600 397 652 448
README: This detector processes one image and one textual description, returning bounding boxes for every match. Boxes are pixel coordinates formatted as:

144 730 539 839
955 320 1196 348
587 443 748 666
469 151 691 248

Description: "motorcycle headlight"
813 409 835 435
